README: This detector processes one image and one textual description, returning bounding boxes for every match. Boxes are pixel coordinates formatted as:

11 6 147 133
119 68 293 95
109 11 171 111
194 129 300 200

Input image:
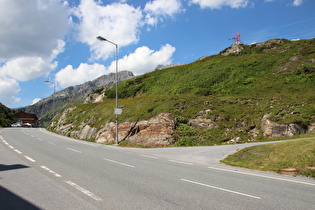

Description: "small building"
13 111 39 127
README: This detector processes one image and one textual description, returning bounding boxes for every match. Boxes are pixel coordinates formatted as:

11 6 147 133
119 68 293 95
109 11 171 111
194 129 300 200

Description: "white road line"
181 178 261 200
41 166 62 177
24 156 36 162
67 148 82 153
208 166 315 187
103 158 135 168
65 181 103 201
168 159 194 166
140 154 159 159
37 138 43 141
14 149 22 154
8 145 14 149
48 142 56 145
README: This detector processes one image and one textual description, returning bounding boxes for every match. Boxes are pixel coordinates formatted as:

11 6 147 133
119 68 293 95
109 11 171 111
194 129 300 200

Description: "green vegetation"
0 103 14 127
221 138 315 178
49 38 315 146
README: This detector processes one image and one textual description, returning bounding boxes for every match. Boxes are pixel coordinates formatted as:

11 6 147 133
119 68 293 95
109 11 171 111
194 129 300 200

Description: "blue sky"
0 0 314 108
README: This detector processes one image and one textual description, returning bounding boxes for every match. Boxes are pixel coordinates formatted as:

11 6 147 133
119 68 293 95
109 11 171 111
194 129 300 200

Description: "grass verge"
221 138 315 179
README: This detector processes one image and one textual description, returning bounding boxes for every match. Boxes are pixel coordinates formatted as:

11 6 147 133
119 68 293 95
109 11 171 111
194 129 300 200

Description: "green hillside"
49 38 315 146
0 103 14 127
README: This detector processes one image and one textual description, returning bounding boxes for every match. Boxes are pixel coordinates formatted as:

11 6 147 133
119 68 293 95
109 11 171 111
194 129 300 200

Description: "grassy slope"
221 138 315 178
0 103 14 127
50 38 315 145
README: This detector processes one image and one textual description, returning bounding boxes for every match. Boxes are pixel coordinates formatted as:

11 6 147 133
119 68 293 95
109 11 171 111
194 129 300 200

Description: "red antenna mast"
230 31 242 44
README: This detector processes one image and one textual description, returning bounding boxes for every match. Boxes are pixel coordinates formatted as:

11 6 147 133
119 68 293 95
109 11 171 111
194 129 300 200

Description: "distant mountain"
16 70 134 126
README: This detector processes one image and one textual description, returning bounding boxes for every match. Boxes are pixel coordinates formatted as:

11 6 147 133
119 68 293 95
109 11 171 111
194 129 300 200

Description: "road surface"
1 128 314 209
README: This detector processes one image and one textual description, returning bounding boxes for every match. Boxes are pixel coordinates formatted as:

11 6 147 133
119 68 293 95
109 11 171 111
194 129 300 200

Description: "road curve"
1 128 314 209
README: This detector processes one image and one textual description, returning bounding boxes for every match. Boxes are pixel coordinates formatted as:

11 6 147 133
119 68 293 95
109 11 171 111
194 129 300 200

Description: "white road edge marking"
181 178 261 200
41 166 62 177
65 181 103 201
103 158 135 168
168 159 194 166
67 148 82 153
208 166 315 187
24 156 36 162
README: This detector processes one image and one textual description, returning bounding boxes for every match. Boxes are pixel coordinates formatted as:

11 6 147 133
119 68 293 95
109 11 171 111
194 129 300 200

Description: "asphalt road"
1 128 315 209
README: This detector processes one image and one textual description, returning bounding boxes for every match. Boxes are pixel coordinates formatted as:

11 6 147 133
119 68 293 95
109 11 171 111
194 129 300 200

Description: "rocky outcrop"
221 44 244 56
52 106 315 147
261 114 306 138
53 110 175 147
96 113 175 147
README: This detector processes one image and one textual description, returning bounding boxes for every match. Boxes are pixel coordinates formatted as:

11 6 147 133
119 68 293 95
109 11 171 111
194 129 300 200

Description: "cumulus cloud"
55 44 176 88
0 77 21 107
144 0 183 25
74 0 143 60
0 0 68 61
189 0 249 9
55 63 107 88
0 0 68 106
112 44 176 75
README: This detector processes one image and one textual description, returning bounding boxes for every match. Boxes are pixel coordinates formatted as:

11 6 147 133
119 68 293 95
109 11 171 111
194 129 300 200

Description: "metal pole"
97 36 119 145
115 44 119 145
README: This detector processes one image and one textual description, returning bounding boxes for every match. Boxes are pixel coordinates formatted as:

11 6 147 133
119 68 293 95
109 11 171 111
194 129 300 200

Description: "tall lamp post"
97 35 120 145
44 80 56 120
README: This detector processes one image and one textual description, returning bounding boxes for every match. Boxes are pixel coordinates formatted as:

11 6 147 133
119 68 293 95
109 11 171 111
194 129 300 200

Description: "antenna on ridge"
229 31 242 44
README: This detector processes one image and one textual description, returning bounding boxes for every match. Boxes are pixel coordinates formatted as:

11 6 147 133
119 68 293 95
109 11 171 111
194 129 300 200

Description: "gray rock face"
261 114 306 138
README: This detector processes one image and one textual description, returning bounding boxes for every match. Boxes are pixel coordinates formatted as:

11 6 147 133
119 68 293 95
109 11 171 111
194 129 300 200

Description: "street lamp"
97 35 120 145
44 80 56 120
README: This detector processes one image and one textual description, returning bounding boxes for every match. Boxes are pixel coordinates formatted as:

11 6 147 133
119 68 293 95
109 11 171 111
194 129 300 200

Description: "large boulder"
96 113 175 147
261 114 306 138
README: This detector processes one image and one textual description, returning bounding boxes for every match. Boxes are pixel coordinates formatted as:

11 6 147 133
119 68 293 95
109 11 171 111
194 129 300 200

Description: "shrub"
174 136 196 146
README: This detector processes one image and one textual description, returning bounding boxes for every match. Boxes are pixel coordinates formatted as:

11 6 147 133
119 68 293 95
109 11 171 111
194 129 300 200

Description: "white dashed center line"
181 178 261 200
24 156 36 162
67 148 82 153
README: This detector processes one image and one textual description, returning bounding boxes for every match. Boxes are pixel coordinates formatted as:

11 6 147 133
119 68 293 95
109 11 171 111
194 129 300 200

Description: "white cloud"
55 44 176 88
0 56 57 82
292 0 303 6
0 77 21 107
32 98 41 105
0 40 64 81
0 0 68 61
55 63 107 88
0 0 68 106
114 44 176 75
189 0 249 9
74 0 143 60
144 0 183 25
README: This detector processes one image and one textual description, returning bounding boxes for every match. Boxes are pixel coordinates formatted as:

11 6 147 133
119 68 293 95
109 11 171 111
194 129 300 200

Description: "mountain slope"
0 102 14 127
17 71 134 126
109 38 314 99
49 38 315 146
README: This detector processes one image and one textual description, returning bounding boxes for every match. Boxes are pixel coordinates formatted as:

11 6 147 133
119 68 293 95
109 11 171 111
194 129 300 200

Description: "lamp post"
44 80 56 120
97 35 119 145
